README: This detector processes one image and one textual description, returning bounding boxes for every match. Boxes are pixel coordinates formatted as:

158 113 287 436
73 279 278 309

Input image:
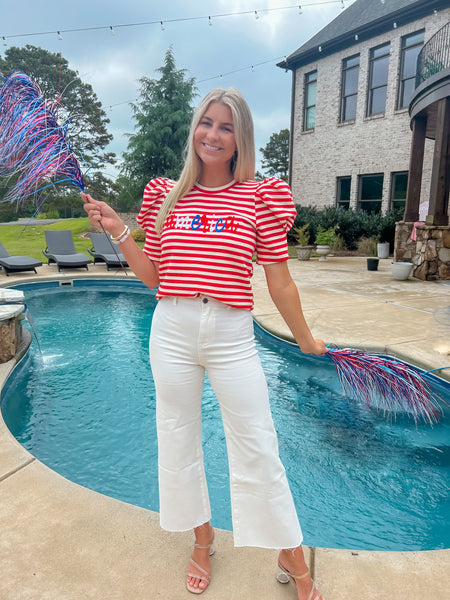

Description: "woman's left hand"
300 338 327 356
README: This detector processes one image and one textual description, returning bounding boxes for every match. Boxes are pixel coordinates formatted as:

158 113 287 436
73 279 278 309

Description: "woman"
83 87 325 600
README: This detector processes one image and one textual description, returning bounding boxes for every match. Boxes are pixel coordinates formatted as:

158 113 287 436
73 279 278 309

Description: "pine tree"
121 48 197 193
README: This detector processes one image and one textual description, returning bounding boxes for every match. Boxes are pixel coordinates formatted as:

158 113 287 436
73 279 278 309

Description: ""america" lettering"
165 214 239 233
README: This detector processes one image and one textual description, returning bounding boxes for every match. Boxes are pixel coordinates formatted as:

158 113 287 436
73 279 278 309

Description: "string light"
341 0 345 8
109 25 115 36
393 22 397 28
2 36 6 46
208 16 212 26
298 5 303 14
355 34 358 41
57 31 62 40
1 2 348 43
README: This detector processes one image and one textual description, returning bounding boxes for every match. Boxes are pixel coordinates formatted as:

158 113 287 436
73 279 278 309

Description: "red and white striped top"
137 177 296 309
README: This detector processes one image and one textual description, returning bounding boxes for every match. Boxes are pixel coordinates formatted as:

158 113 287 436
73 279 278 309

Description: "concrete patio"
0 255 449 599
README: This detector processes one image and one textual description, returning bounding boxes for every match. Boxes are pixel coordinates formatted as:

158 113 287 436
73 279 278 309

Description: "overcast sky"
1 0 356 178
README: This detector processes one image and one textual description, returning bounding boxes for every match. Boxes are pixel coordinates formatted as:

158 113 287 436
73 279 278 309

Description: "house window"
303 70 317 131
340 55 359 122
367 43 390 116
358 174 384 213
337 176 351 210
398 30 424 109
391 171 408 212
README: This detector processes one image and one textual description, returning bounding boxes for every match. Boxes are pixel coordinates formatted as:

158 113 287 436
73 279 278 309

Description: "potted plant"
391 261 414 280
377 240 390 259
314 226 337 261
293 224 314 260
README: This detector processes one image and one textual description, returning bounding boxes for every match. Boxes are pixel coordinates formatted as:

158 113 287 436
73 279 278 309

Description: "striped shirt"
137 177 296 310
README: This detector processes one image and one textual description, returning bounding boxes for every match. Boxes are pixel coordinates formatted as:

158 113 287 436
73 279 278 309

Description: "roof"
279 0 448 70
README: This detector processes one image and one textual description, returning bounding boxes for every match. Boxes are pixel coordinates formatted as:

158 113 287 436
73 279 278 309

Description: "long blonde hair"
155 87 255 233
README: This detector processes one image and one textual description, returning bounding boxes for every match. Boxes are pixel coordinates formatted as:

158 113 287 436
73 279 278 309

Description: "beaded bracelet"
111 225 129 242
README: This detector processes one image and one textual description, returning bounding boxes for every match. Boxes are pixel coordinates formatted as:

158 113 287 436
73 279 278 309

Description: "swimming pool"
1 279 449 551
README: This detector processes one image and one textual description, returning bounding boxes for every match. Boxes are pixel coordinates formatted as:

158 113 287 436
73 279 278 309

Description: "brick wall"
290 9 450 213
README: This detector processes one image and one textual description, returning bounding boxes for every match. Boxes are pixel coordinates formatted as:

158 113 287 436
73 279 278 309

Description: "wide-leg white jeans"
149 295 303 548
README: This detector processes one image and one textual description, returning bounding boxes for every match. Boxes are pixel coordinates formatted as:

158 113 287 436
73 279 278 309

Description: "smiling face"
193 102 237 182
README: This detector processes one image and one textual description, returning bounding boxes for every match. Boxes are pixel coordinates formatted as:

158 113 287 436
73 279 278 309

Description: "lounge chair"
42 230 91 272
0 241 42 276
88 233 129 271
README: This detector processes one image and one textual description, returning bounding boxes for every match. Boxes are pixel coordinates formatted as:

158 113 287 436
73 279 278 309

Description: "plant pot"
367 258 379 271
295 245 314 261
315 245 331 261
377 242 390 259
391 262 413 281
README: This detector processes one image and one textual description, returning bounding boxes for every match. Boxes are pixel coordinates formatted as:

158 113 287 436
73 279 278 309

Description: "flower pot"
377 242 390 259
367 258 379 271
315 245 331 261
391 262 413 281
295 245 314 261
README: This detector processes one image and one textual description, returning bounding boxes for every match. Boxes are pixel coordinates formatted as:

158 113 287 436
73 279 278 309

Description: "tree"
0 45 115 170
121 47 197 190
260 128 290 181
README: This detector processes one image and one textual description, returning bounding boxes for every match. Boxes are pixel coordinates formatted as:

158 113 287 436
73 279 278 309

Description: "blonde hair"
155 87 255 233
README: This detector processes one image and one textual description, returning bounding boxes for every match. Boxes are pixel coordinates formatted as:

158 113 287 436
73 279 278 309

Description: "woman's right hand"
81 193 125 238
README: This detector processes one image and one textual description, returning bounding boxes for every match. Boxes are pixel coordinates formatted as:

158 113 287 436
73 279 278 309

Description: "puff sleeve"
254 177 297 264
136 178 175 261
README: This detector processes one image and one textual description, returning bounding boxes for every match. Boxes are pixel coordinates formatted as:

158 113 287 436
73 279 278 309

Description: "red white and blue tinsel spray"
327 348 445 424
0 70 84 203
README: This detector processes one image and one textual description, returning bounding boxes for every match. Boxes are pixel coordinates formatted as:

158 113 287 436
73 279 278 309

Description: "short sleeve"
136 178 174 261
255 178 297 264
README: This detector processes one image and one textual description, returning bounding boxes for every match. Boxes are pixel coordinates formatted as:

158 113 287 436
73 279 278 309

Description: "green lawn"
0 219 93 261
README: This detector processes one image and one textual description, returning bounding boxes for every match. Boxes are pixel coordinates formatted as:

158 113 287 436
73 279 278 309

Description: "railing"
416 21 450 87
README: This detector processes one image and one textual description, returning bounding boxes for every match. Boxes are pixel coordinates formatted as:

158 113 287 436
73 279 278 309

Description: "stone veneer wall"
118 212 139 230
0 314 23 363
395 222 450 280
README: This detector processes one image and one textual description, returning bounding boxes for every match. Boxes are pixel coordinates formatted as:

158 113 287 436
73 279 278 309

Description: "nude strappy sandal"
277 560 324 600
186 537 215 595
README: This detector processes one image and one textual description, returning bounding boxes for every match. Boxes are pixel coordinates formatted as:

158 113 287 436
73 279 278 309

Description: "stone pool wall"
395 222 450 281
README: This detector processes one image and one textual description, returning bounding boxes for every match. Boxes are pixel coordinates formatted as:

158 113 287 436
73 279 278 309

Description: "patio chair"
88 233 129 271
42 230 91 272
0 241 42 276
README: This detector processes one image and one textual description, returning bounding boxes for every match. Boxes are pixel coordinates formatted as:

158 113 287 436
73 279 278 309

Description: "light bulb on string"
254 11 259 20
298 5 302 15
160 21 165 31
209 16 212 26
2 37 7 47
57 31 62 40
109 26 115 36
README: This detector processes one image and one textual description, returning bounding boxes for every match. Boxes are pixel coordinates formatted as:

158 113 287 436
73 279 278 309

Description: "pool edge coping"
0 273 449 599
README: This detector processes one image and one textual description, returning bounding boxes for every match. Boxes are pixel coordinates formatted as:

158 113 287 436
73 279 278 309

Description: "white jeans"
149 295 303 548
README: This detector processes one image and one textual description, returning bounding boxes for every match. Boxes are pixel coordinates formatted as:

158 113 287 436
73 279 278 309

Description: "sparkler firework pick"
0 70 84 204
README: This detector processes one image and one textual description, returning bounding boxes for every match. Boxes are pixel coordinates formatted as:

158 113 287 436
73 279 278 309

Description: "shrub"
131 227 146 242
292 205 403 250
357 236 377 256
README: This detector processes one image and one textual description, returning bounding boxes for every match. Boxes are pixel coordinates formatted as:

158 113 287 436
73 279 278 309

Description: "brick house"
279 0 450 219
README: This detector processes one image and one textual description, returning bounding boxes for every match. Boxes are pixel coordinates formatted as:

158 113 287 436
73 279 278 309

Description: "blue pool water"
1 280 450 551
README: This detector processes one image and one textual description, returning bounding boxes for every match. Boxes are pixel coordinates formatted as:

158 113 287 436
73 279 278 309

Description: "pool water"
1 280 450 551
